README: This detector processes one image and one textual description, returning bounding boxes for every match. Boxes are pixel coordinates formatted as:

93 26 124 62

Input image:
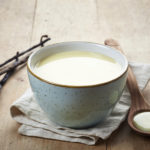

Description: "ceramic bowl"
27 41 128 128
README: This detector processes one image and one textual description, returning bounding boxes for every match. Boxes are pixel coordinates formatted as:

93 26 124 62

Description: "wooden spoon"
104 39 150 135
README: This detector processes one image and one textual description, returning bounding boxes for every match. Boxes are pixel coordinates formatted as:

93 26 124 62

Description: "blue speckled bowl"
27 42 128 128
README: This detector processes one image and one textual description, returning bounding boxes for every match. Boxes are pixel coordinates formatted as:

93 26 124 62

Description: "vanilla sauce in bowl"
34 51 122 86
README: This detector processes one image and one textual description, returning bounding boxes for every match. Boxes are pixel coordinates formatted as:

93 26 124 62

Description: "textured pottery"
27 42 128 128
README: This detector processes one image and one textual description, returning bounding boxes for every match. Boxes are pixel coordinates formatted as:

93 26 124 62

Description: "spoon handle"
104 39 149 109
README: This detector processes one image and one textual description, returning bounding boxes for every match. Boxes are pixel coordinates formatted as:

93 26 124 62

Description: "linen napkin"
10 62 150 145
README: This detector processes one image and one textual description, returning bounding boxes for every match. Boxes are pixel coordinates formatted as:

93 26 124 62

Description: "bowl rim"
27 41 128 88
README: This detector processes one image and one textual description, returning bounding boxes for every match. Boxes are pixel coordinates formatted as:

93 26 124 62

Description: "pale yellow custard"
133 112 150 132
34 51 122 86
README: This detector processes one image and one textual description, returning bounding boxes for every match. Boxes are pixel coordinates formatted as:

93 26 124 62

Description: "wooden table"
0 0 150 149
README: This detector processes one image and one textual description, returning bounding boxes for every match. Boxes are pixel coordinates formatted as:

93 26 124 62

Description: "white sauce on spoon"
133 112 150 132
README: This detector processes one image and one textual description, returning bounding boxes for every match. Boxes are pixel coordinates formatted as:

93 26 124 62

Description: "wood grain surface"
0 0 150 150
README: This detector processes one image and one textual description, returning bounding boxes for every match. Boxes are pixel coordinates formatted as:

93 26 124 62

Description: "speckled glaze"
27 42 128 128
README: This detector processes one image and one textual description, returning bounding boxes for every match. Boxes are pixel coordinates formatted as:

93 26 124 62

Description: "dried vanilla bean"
0 35 50 68
0 35 51 88
0 70 15 89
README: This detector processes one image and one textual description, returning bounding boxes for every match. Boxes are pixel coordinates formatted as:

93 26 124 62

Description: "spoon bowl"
127 84 150 135
105 39 150 136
